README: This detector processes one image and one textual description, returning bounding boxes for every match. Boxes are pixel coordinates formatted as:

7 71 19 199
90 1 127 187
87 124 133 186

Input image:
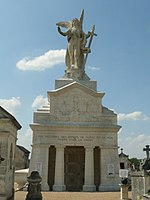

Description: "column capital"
55 144 65 149
84 146 94 150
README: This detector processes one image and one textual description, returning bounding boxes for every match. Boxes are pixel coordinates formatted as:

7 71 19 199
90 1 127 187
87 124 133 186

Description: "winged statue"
56 10 96 74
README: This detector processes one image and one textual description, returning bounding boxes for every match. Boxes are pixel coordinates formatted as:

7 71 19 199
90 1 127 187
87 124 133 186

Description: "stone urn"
26 171 42 200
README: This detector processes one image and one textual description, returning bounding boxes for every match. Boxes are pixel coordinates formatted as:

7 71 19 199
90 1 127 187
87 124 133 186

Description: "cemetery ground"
15 191 132 200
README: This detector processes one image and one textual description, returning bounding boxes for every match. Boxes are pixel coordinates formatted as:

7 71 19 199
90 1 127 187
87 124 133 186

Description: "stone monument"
29 10 121 192
0 106 21 200
131 145 150 200
56 9 97 80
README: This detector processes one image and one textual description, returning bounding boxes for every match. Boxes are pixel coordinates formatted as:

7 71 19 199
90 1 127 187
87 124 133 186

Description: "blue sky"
0 0 150 158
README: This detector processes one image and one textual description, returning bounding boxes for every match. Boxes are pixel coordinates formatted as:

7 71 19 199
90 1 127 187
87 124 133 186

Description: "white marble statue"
56 10 96 73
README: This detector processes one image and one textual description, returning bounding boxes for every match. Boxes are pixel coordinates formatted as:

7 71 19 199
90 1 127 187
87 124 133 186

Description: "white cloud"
16 49 66 71
17 128 32 153
88 66 100 71
119 132 150 159
0 97 21 115
32 95 48 109
118 111 149 121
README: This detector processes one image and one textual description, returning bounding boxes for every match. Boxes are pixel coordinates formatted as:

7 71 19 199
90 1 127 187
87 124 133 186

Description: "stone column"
53 145 66 191
83 146 96 191
40 145 49 191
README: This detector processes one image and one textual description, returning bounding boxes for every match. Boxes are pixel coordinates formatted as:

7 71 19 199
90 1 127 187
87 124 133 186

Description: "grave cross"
143 145 150 160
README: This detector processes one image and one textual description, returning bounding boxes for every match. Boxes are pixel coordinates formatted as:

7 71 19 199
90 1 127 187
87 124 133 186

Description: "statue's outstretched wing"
79 9 84 28
56 21 72 29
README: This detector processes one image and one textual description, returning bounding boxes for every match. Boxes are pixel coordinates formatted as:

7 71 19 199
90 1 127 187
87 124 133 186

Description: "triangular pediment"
45 82 108 123
48 81 105 98
35 82 118 127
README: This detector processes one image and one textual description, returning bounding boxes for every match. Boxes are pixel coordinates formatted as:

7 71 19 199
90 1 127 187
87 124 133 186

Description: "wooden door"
65 146 85 191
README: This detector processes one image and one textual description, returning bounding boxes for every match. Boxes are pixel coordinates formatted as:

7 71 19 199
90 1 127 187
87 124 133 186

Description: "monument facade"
0 106 21 199
29 10 121 192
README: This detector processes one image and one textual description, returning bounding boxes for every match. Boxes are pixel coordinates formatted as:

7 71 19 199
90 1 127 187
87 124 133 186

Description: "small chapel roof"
119 148 129 158
0 106 22 130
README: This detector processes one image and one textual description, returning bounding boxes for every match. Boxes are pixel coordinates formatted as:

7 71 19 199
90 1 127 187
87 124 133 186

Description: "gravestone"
131 145 150 200
131 171 145 200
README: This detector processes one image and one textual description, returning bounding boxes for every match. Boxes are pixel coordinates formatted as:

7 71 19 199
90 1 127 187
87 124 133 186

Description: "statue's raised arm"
56 10 96 77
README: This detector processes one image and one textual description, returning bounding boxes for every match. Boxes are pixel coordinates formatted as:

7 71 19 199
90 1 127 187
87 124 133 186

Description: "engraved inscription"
35 134 116 146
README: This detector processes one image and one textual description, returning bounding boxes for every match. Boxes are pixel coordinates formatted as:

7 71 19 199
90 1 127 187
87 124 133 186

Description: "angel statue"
56 10 96 74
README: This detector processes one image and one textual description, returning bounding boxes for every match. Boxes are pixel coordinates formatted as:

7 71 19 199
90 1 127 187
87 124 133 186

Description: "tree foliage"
129 157 141 170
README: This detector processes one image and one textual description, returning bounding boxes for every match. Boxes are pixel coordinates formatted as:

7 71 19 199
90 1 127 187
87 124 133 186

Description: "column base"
41 182 49 191
83 184 96 192
99 184 120 192
53 184 66 192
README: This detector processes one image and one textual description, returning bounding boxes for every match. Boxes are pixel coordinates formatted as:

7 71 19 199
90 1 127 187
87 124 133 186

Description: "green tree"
129 158 141 170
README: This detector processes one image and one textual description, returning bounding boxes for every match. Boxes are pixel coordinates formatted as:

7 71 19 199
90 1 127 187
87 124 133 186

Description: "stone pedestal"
63 68 90 82
26 171 42 200
120 184 130 200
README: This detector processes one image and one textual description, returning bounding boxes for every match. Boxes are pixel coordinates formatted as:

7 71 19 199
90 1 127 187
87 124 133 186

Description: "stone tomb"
29 77 121 192
29 10 121 192
0 106 21 200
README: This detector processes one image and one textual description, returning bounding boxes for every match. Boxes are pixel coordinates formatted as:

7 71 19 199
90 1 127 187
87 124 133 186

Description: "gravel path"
15 191 132 200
